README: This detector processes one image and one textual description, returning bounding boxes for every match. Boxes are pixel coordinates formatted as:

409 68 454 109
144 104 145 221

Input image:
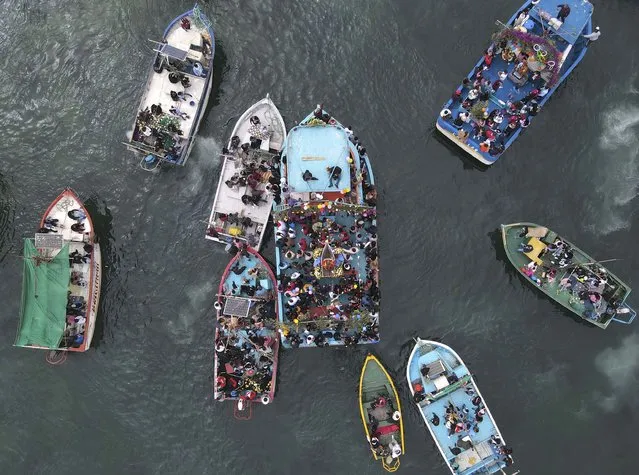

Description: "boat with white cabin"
205 94 286 250
125 5 215 169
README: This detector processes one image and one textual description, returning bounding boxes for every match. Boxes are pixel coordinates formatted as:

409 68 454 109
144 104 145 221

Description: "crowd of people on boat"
215 244 277 402
132 100 189 162
440 8 561 156
274 205 380 347
425 386 514 469
516 227 624 323
367 395 402 460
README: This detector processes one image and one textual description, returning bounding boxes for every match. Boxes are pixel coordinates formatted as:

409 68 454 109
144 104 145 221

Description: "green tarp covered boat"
15 188 102 356
501 222 636 329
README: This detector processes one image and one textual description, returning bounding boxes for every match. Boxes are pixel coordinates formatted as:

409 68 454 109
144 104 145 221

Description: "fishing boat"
15 189 102 363
213 244 279 419
359 354 404 472
436 0 594 164
205 95 286 250
407 339 514 474
125 5 215 170
501 222 636 328
272 105 380 348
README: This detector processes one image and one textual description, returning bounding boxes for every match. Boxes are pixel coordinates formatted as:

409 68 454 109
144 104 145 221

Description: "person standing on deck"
556 4 571 23
583 27 601 45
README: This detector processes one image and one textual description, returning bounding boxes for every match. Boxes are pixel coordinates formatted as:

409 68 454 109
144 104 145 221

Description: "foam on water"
593 333 639 413
591 84 639 235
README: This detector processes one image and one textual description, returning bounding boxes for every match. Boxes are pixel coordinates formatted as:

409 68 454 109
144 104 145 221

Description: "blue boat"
407 339 515 474
436 0 594 165
272 106 379 348
126 5 215 169
213 245 279 419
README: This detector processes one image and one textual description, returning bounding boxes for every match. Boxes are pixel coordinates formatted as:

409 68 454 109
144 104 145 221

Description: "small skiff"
213 244 279 419
359 354 404 472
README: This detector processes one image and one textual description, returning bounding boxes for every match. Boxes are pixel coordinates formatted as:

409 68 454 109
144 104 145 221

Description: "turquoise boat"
407 339 514 474
272 106 379 348
501 222 636 329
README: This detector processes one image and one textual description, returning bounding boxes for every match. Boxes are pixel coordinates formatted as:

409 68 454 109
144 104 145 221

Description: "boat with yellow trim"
358 354 404 472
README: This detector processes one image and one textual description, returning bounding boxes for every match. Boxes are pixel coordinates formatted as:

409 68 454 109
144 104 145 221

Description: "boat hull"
213 246 279 408
206 95 286 250
436 0 593 164
17 188 101 353
406 339 511 474
359 354 404 472
273 108 380 348
125 7 215 167
501 222 635 328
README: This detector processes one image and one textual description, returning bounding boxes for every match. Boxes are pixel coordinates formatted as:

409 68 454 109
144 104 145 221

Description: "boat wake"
177 136 222 199
593 334 639 413
591 102 639 235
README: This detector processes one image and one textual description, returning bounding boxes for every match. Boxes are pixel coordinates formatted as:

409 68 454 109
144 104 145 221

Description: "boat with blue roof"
436 0 594 164
502 222 636 328
272 105 379 348
125 5 215 169
407 339 514 474
213 243 279 419
206 95 286 250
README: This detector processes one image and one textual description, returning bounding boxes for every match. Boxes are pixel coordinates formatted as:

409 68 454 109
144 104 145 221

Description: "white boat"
125 6 215 169
15 189 102 357
205 94 286 250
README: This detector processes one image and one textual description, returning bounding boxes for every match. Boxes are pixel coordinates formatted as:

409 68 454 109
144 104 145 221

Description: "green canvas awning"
15 240 70 349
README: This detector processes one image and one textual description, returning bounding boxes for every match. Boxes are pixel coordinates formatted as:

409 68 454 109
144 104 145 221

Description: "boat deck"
408 343 510 474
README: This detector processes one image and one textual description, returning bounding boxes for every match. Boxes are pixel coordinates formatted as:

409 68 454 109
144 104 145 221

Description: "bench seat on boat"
524 237 547 265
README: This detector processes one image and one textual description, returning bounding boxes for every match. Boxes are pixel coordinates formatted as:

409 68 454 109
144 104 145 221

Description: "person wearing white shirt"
583 26 601 44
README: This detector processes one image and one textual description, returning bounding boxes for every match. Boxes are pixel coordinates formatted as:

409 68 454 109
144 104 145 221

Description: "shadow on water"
208 39 228 111
0 172 16 264
487 228 597 329
84 194 116 349
430 128 490 172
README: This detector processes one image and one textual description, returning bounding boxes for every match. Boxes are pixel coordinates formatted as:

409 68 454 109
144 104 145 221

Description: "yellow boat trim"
358 354 405 472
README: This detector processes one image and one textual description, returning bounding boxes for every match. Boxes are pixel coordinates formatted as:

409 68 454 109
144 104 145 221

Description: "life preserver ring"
216 376 226 388
344 263 352 271
193 62 204 76
440 108 451 118
216 343 225 352
214 301 222 311
377 397 387 407
285 250 295 259
392 411 401 421
261 395 271 405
